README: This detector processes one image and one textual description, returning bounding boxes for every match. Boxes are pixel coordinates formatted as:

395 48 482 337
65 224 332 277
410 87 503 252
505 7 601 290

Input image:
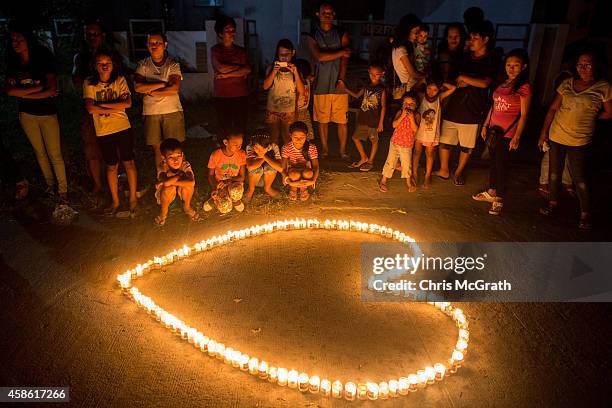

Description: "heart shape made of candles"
117 218 469 401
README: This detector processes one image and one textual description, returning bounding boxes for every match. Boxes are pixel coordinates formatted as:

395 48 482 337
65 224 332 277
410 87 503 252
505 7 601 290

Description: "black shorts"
97 129 134 166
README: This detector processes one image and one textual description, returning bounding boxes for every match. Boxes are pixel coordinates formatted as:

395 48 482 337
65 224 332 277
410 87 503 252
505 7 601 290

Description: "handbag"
484 113 521 150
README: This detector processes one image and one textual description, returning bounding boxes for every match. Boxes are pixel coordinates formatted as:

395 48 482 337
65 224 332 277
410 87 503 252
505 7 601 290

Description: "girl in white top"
263 39 305 145
413 80 456 188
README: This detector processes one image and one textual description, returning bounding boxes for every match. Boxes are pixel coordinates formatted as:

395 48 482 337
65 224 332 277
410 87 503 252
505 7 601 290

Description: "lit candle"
378 382 389 399
456 339 468 354
215 343 225 360
434 363 446 380
223 347 233 364
417 370 428 388
268 366 278 383
199 337 210 353
331 380 343 398
425 366 436 384
408 374 418 391
308 375 320 393
459 329 470 341
207 340 216 356
258 361 269 379
248 358 259 375
366 382 379 400
388 379 398 397
277 368 288 386
357 383 367 400
398 377 409 395
344 382 357 401
239 354 250 371
451 350 464 369
298 373 309 392
287 370 299 388
231 350 241 367
320 379 331 396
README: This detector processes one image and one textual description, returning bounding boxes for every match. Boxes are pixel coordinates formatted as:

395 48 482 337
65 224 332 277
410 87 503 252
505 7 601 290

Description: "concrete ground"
1 166 610 407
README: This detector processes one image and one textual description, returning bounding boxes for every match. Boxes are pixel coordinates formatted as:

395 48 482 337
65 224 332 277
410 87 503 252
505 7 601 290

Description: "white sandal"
472 191 496 203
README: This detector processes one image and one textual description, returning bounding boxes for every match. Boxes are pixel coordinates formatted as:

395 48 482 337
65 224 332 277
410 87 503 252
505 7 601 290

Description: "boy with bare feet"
154 138 198 225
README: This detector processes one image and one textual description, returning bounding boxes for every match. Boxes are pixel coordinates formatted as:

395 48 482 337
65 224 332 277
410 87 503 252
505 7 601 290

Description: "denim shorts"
248 163 278 176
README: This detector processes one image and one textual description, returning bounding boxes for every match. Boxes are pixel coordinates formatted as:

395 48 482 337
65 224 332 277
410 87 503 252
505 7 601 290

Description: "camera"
276 61 288 68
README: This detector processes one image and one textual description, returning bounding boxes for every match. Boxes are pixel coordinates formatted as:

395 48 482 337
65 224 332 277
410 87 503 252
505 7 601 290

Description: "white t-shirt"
83 76 131 137
415 96 441 144
135 56 183 115
266 68 297 113
549 78 611 146
391 46 417 89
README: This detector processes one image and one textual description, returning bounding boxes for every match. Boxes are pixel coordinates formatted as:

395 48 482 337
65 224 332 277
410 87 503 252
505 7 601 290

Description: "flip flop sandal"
299 188 310 201
432 171 450 180
539 205 557 216
359 162 374 172
472 191 496 202
15 180 29 200
104 206 119 217
348 161 362 168
453 175 465 186
186 210 201 222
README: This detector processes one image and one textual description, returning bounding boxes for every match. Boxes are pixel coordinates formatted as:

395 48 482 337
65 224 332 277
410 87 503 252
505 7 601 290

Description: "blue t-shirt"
309 25 345 95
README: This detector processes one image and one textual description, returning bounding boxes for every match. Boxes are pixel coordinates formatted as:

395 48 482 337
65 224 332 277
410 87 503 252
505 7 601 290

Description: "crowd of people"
2 3 611 229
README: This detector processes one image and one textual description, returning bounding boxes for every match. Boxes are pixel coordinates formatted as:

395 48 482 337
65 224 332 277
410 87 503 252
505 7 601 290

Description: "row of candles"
117 219 469 401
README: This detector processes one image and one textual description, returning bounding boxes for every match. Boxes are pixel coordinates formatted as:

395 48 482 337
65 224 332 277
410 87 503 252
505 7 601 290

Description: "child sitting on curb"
154 138 198 225
204 130 246 213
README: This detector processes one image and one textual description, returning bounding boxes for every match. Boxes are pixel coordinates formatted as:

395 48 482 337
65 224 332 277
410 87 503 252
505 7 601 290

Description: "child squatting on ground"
205 131 247 213
345 63 386 172
245 130 283 202
154 138 198 225
379 93 420 193
281 121 319 201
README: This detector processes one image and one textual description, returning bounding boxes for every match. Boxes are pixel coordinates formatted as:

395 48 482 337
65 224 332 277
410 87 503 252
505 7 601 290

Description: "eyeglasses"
576 64 593 70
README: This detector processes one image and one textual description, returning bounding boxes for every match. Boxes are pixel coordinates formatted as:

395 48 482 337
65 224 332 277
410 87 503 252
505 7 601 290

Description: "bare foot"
423 177 431 189
154 215 166 226
265 187 280 198
243 191 254 204
184 206 201 221
407 181 417 193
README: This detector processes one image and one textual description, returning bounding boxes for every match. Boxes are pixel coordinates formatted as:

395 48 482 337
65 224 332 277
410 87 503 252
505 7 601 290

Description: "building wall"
221 0 302 67
384 0 535 24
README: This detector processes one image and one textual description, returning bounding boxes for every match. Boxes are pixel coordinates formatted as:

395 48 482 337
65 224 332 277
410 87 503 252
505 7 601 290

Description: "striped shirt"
281 142 318 166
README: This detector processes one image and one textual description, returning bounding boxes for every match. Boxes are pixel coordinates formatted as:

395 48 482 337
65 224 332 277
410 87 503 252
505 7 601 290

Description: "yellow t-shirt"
83 76 131 137
549 78 611 146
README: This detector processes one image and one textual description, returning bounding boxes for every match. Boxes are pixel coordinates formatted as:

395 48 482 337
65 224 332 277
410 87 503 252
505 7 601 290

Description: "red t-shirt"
211 44 249 98
207 148 247 181
490 83 531 138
